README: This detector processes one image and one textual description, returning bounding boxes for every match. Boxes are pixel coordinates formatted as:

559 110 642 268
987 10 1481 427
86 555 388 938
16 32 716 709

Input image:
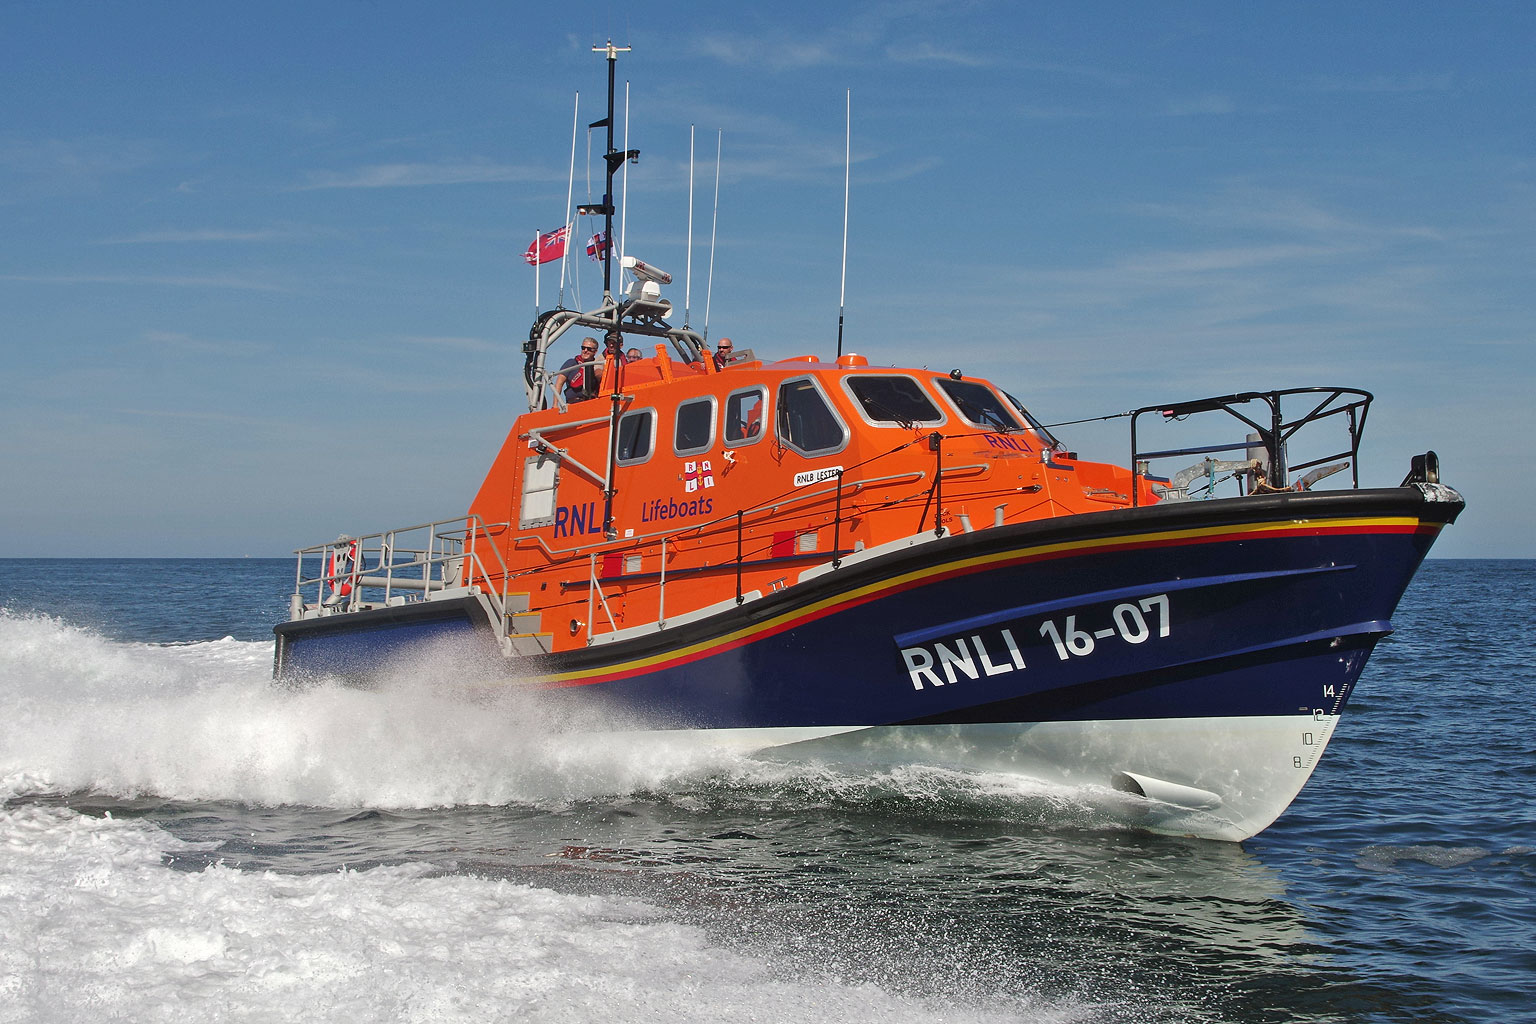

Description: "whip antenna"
560 92 579 308
619 81 630 271
836 90 851 358
703 130 722 340
685 125 695 328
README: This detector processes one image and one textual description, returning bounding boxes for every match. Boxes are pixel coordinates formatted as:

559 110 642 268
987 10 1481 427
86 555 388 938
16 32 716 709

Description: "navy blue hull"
275 596 492 680
276 487 1459 735
553 530 1410 730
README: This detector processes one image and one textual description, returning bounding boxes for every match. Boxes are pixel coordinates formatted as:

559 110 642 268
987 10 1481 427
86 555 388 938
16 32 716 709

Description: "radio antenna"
685 124 695 328
836 90 851 358
559 91 579 309
703 130 722 341
619 81 630 272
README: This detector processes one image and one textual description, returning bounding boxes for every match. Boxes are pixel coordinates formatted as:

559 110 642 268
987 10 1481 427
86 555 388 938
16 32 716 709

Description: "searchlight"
622 255 673 285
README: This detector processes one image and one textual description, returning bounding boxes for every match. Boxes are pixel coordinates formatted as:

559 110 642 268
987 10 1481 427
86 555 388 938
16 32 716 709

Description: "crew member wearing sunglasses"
554 337 601 405
713 337 734 371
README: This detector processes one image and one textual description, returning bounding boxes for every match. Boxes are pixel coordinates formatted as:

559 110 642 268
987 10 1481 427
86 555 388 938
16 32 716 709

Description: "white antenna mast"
619 81 630 282
836 90 850 357
559 92 579 308
703 130 722 341
685 124 696 328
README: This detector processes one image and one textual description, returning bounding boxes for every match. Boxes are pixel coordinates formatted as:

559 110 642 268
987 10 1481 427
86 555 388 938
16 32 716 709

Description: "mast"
523 45 705 413
584 41 637 543
581 41 637 304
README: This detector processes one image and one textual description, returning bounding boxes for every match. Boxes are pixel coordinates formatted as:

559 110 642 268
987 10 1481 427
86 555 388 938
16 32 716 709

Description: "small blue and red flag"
586 231 610 261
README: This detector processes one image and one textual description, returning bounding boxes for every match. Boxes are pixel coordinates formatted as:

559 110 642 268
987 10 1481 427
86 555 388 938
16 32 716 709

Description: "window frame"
931 377 1027 433
724 385 770 448
672 395 718 457
518 452 561 529
615 406 658 466
775 375 851 458
840 373 948 429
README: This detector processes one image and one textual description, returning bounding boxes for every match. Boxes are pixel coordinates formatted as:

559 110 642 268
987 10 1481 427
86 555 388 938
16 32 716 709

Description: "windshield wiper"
860 396 917 429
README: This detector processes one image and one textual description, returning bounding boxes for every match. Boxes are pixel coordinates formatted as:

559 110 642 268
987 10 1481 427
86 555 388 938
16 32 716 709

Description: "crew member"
554 337 601 404
713 337 734 370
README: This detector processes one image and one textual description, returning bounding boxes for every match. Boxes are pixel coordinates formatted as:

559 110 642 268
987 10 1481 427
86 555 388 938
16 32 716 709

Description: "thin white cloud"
1 273 289 292
0 135 159 201
0 135 156 178
1011 102 1102 121
117 407 282 426
693 32 846 71
1307 73 1455 94
139 330 271 356
93 227 312 245
1159 94 1238 117
1114 243 1344 276
885 42 991 68
295 161 545 190
688 7 903 73
1129 187 1448 244
394 334 501 353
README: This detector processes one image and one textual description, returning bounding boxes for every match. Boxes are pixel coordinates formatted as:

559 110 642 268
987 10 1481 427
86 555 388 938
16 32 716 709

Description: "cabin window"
616 408 655 465
519 453 560 528
935 378 1025 433
674 396 716 456
844 375 944 427
776 377 849 457
725 387 768 446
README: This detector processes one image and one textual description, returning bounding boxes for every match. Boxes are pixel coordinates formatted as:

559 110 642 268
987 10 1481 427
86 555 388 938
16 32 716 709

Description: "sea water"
1 558 1531 1023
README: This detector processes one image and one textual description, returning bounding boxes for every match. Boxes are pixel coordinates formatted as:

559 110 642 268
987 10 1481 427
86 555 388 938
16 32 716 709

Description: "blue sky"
2 2 1530 557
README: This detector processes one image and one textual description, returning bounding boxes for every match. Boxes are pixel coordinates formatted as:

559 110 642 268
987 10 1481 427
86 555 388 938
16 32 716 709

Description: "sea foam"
0 610 1126 829
0 804 1095 1024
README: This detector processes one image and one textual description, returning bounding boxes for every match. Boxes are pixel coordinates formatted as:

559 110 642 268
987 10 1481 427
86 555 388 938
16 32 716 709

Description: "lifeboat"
272 47 1463 841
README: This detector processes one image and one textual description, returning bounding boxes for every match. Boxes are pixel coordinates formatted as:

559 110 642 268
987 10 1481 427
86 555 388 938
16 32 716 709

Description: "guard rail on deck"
289 515 516 642
1129 387 1372 505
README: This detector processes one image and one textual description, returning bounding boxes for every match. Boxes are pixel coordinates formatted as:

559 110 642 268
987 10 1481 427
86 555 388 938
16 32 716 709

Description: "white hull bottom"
646 714 1342 842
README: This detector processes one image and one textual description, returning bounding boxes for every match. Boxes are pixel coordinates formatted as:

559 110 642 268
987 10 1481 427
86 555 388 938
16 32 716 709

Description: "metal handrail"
291 515 516 642
1129 387 1373 505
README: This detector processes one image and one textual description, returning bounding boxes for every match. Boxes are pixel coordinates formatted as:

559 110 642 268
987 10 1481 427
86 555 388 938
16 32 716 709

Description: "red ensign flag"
523 226 570 266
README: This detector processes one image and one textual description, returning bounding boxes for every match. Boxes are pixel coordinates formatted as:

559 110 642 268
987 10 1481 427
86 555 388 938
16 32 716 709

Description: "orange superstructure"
463 343 1154 654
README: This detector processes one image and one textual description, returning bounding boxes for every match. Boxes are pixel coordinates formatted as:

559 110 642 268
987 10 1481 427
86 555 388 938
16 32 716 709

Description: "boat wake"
1 799 1134 1024
1 612 1194 1023
1 609 1144 832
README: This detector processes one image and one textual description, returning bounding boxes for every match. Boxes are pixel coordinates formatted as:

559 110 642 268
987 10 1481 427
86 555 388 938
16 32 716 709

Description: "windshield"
846 375 943 427
935 378 1023 432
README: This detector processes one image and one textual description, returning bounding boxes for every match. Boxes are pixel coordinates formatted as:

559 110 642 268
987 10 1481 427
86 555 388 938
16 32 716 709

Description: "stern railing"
290 515 515 639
